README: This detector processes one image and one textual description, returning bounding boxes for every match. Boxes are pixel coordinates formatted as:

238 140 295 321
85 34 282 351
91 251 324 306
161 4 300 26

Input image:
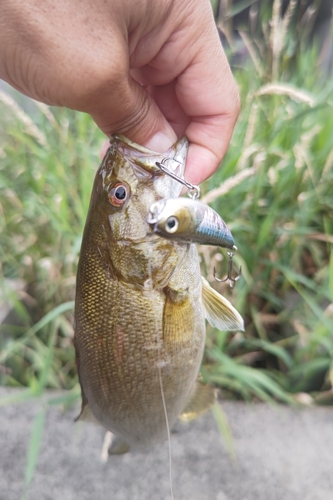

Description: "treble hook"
155 159 201 199
214 247 242 289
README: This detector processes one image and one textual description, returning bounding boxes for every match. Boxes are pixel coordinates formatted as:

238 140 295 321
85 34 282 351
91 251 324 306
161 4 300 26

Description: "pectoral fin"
163 287 194 345
201 277 244 331
180 379 217 422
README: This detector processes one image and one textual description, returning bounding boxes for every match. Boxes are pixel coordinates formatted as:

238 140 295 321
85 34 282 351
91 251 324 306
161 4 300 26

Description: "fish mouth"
110 134 188 178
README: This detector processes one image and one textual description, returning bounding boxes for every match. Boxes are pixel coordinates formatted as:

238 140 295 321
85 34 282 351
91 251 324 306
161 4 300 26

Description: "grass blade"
212 403 237 463
23 407 46 497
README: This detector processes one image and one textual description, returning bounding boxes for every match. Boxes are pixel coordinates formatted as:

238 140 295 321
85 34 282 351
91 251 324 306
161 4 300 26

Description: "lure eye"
108 182 129 207
165 216 179 233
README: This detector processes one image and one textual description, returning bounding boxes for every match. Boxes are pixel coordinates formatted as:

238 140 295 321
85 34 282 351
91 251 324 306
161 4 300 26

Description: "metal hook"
155 159 201 199
214 246 242 289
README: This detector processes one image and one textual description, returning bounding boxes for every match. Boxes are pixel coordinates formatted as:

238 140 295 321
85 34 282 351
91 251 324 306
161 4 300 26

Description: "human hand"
0 0 239 184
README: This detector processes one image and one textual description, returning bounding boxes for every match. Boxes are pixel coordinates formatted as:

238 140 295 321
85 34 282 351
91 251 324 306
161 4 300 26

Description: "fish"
74 134 244 453
147 197 235 249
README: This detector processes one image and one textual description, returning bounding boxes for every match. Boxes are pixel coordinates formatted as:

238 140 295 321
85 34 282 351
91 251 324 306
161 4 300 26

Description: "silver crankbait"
148 156 242 288
147 197 235 249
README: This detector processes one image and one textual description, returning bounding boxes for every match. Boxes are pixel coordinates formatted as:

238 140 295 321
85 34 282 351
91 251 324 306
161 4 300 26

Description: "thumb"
90 77 177 153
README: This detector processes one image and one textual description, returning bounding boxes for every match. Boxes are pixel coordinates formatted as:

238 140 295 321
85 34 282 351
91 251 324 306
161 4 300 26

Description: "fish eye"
108 182 129 207
165 216 179 233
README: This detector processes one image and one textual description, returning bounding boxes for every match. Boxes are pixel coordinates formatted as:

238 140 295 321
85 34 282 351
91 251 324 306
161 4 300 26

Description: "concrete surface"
1 388 333 500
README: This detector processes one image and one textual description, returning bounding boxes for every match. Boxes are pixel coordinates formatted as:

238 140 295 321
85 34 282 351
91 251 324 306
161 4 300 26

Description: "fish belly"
75 270 205 450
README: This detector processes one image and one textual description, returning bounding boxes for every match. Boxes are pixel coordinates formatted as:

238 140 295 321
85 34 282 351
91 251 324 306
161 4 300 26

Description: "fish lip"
110 134 189 177
111 134 161 155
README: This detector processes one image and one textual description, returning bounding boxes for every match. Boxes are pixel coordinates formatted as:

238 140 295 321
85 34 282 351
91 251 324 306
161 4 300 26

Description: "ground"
1 388 333 500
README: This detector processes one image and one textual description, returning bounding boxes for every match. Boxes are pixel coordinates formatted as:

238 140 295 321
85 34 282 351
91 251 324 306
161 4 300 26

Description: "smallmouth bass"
74 135 243 452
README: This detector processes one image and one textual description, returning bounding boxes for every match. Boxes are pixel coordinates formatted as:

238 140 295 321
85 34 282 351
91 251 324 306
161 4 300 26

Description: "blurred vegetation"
0 101 103 397
202 0 333 404
0 0 333 410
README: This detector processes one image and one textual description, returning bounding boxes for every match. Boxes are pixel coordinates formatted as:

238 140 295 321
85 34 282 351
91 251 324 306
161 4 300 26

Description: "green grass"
0 94 104 394
0 0 332 409
201 0 333 404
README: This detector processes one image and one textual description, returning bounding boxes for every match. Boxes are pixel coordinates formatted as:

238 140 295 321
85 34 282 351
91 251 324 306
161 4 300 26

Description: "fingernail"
144 131 177 153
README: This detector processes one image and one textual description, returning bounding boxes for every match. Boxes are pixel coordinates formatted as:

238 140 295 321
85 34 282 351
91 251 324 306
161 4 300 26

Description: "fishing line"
145 230 174 500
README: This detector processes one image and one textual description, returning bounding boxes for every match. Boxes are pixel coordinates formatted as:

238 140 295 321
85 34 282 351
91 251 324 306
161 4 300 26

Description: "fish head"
85 135 189 284
95 134 188 240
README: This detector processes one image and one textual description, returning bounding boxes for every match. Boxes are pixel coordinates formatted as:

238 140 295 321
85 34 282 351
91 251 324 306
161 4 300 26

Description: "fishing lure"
147 197 235 249
149 159 242 287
